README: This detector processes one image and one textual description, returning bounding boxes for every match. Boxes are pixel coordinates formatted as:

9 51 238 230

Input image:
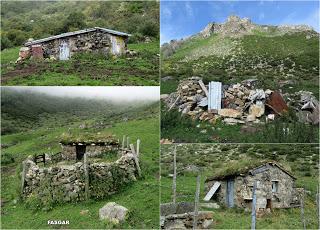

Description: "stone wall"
160 202 214 229
205 164 299 210
22 151 139 204
61 144 118 160
26 31 127 60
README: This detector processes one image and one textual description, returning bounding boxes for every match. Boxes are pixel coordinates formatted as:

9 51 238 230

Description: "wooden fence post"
126 136 130 149
122 135 126 149
193 174 201 230
317 186 320 229
301 188 306 230
84 153 90 200
172 145 177 204
20 161 27 196
251 181 257 230
136 139 140 157
130 144 136 155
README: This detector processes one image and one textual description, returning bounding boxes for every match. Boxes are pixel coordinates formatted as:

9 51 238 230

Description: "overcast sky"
161 0 320 44
6 86 160 102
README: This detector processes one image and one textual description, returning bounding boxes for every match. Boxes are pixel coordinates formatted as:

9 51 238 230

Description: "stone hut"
204 161 301 211
59 134 119 161
21 27 130 61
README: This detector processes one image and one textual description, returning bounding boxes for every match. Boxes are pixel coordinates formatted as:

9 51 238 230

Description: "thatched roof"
205 160 296 182
59 132 119 146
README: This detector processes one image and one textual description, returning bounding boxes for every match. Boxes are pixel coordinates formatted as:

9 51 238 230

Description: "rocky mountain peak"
200 14 317 38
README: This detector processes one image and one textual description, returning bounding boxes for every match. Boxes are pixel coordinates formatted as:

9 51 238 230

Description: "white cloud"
185 2 194 17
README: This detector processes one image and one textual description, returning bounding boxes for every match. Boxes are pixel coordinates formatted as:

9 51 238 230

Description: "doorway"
266 199 272 209
76 145 86 160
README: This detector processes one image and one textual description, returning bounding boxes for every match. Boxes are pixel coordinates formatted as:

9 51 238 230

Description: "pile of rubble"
162 77 319 125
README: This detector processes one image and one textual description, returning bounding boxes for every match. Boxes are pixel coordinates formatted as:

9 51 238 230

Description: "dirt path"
1 65 39 84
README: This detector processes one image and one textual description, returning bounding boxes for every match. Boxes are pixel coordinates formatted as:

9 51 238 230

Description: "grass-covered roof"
205 159 295 181
59 132 118 145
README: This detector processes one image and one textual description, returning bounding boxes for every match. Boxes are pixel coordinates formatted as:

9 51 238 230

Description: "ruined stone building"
60 136 119 161
21 27 130 61
204 162 301 211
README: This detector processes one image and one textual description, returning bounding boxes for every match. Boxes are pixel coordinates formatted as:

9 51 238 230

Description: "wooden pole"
84 153 89 200
172 145 177 204
122 135 126 149
126 136 130 149
251 181 257 230
193 174 201 230
136 139 140 157
300 188 306 230
317 185 320 229
130 144 136 155
133 153 141 177
169 95 180 111
20 161 27 196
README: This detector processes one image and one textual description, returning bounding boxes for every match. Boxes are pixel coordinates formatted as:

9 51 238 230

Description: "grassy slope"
160 144 319 229
161 33 319 143
1 41 159 86
1 115 160 229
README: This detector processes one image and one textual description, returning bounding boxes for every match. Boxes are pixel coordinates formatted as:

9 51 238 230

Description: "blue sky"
161 1 320 44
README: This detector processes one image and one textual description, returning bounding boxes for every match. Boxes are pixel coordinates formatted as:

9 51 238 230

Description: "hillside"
161 15 319 97
1 89 160 229
1 1 159 49
161 144 319 229
1 1 160 86
1 87 158 134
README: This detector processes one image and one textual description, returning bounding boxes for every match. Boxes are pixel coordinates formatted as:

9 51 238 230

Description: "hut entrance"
76 145 86 160
266 199 272 209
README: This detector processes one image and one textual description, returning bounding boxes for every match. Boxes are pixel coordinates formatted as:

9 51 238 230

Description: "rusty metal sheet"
266 91 288 115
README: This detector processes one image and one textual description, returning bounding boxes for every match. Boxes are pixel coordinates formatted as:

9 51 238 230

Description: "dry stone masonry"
17 27 131 62
21 135 141 206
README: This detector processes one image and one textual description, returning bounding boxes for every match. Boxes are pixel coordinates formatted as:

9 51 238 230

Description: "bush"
1 152 15 165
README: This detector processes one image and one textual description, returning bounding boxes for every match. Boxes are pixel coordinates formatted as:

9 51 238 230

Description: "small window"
272 181 279 193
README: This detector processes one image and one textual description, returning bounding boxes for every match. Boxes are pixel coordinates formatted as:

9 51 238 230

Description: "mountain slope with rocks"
161 15 319 97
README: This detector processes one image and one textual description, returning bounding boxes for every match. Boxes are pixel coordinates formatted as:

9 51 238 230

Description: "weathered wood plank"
84 153 90 200
136 139 140 157
198 80 209 97
20 161 27 196
203 182 221 201
169 95 181 111
172 145 177 204
251 181 257 230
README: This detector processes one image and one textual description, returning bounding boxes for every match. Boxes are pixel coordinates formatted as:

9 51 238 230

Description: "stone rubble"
162 77 317 126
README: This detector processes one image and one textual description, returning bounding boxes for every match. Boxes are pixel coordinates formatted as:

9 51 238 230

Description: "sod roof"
205 160 295 181
59 132 119 145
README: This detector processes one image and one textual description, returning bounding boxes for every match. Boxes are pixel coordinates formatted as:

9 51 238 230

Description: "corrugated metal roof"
25 27 131 46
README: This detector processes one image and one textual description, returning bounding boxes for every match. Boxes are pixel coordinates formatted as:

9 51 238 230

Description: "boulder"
223 118 245 125
99 202 128 224
218 109 242 118
249 101 265 118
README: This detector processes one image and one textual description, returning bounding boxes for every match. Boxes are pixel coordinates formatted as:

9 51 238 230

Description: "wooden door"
226 179 234 207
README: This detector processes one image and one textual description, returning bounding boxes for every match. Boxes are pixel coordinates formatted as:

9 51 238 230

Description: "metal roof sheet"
25 27 131 46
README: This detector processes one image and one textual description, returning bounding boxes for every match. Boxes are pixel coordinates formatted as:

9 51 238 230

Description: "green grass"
1 47 20 65
1 41 159 86
160 144 319 229
161 102 319 143
1 113 160 229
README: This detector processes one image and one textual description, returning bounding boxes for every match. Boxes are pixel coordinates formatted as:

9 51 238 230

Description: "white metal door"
208 81 222 111
111 36 120 55
59 42 70 60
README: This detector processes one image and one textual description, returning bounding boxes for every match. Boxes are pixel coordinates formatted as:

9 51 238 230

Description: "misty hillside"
1 88 159 134
161 15 319 96
1 1 159 49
